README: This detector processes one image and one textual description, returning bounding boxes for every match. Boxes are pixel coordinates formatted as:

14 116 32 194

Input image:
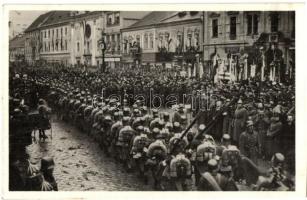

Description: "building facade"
203 11 295 82
102 11 148 69
121 11 203 77
69 11 104 67
38 11 72 65
9 34 26 63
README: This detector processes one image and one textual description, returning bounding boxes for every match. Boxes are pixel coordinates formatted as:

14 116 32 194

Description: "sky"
9 10 47 36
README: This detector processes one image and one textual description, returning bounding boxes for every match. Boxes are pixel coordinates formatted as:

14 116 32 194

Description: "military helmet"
137 125 144 132
208 159 218 171
198 124 206 132
271 153 285 167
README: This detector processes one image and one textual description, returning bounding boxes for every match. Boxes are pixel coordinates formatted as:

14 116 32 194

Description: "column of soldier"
9 65 295 191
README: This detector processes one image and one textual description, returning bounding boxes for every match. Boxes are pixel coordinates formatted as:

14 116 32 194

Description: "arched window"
149 33 154 49
144 33 148 49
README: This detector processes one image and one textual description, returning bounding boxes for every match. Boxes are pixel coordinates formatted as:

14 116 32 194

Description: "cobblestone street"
27 117 153 191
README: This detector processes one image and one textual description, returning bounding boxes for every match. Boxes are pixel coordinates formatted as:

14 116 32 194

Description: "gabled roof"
124 11 177 30
42 11 72 26
121 11 150 20
122 11 201 31
9 34 27 49
24 11 54 32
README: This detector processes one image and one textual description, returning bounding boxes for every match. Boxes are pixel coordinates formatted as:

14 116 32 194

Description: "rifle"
170 95 238 154
195 96 238 140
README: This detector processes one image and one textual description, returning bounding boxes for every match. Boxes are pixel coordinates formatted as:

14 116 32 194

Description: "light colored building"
103 11 149 69
39 11 72 65
69 11 104 67
24 12 54 65
121 11 203 77
9 34 26 63
202 11 295 82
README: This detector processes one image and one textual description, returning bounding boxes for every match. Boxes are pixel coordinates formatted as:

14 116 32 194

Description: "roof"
121 11 150 20
9 34 27 49
42 11 72 26
122 11 201 31
24 11 99 32
124 11 176 30
24 11 54 32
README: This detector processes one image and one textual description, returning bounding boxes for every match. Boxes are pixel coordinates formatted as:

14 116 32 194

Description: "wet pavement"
26 114 271 191
27 117 153 191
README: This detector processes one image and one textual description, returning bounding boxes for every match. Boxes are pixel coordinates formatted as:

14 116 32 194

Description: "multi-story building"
121 11 203 77
24 12 53 65
9 34 26 63
69 11 104 67
39 11 72 65
203 11 295 82
23 11 147 68
103 11 149 69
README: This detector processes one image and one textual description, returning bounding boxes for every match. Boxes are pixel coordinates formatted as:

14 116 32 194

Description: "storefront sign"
105 57 121 62
225 47 240 54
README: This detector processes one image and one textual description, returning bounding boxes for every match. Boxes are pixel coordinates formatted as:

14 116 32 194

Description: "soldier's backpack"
170 153 192 178
196 141 216 162
147 140 167 160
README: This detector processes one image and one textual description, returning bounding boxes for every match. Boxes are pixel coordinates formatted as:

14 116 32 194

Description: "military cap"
198 124 206 131
222 134 231 141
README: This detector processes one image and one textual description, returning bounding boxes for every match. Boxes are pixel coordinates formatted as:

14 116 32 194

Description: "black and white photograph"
7 8 296 192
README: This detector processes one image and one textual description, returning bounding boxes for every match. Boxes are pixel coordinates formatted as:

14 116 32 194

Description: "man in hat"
254 102 270 157
173 104 185 123
37 99 51 141
198 158 234 191
233 99 247 145
239 120 260 164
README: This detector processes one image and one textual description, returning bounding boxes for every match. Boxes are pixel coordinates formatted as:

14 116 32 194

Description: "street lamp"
98 29 106 72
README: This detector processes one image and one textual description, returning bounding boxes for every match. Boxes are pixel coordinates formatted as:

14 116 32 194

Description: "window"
144 33 148 49
247 14 259 35
65 40 67 50
107 14 113 25
149 33 154 49
44 31 46 38
253 15 258 34
77 42 80 52
48 30 50 38
230 17 237 40
112 34 115 42
136 35 140 46
52 30 54 38
117 34 121 51
271 13 279 32
115 13 120 25
61 28 63 37
212 19 218 38
56 29 58 38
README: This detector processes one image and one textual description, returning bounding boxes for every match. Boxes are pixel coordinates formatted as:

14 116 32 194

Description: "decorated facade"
202 11 295 83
